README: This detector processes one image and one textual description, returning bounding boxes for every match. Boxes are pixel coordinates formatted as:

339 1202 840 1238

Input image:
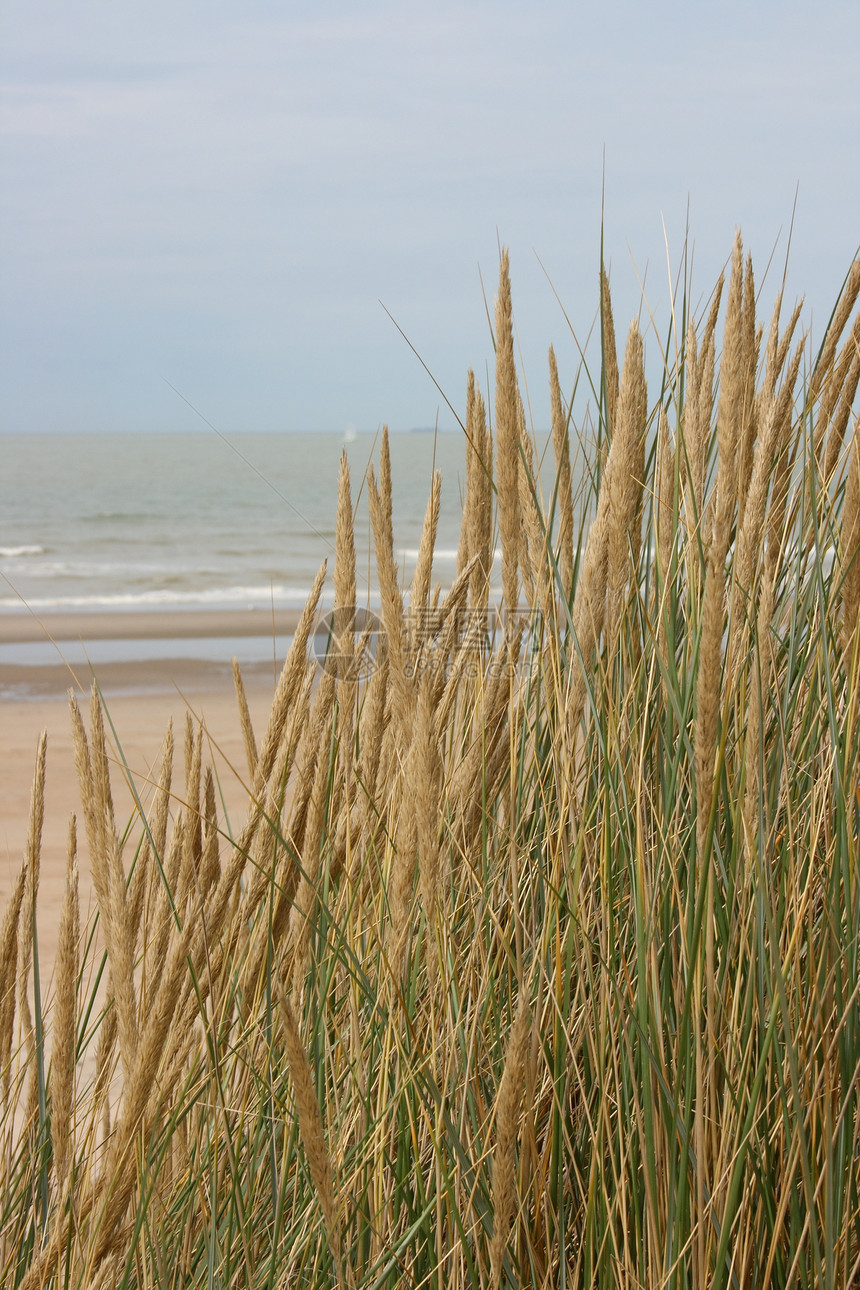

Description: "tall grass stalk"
3 240 860 1288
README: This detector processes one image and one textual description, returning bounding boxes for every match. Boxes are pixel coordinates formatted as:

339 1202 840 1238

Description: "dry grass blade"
335 450 356 625
0 862 26 1099
461 370 495 627
180 716 203 906
657 408 675 660
255 561 327 793
732 335 805 636
51 815 79 1190
369 459 412 740
841 422 860 686
606 321 647 629
200 764 220 895
232 656 258 781
810 257 860 401
275 980 345 1283
283 670 336 876
550 344 574 598
389 795 418 984
334 451 358 856
712 232 744 555
128 720 172 947
567 323 648 732
17 730 46 1048
87 687 138 1081
495 249 523 628
489 997 531 1290
689 274 725 548
409 468 442 654
413 676 443 979
821 320 860 485
601 266 619 440
735 253 759 527
458 369 478 580
287 696 333 991
379 423 394 568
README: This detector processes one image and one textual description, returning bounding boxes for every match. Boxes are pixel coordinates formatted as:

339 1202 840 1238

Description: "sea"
0 431 478 612
1 430 546 686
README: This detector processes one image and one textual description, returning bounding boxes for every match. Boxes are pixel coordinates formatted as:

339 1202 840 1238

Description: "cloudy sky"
1 0 858 433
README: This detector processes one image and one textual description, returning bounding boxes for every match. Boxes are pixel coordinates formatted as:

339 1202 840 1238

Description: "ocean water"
0 431 482 615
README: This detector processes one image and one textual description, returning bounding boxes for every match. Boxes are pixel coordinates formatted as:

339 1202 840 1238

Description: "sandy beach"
0 608 290 1002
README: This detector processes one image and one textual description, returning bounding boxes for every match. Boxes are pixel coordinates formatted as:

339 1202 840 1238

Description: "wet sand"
0 607 305 644
0 606 305 700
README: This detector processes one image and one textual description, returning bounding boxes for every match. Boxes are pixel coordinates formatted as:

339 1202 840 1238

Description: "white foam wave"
399 548 461 562
0 584 330 611
11 559 182 579
0 545 44 558
399 547 503 563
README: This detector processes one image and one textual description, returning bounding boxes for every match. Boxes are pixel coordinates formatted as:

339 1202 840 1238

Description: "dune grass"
3 233 860 1287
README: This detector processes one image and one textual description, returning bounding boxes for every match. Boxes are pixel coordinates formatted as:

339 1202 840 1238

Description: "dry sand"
0 609 296 1005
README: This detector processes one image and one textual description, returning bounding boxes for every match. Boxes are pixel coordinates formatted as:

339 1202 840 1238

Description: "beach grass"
3 233 860 1287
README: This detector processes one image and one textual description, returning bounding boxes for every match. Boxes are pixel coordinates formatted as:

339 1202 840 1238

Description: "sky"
1 0 858 434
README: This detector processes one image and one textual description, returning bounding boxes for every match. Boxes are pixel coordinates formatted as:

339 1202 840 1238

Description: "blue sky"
1 0 858 433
